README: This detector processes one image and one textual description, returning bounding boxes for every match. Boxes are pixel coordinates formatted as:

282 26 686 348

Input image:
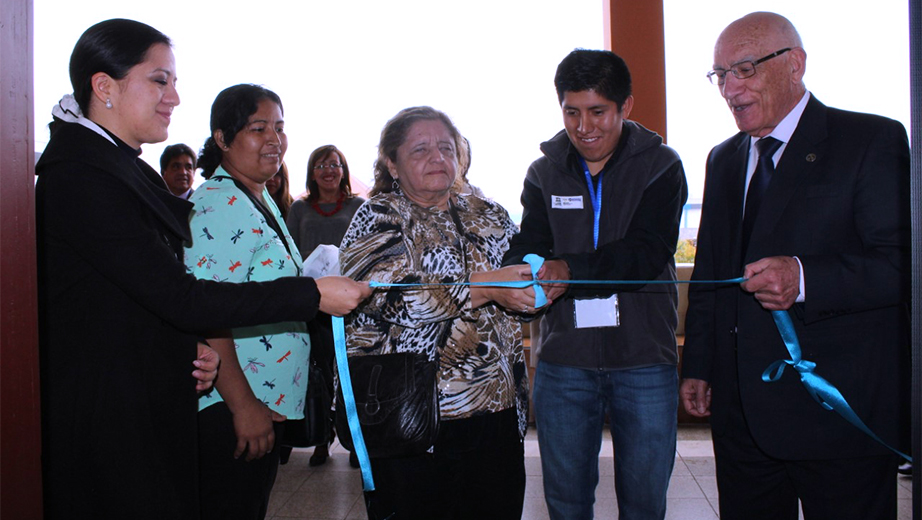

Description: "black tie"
741 136 783 255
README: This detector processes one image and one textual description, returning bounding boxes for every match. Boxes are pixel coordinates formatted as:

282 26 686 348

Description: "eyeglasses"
707 48 792 85
314 163 344 170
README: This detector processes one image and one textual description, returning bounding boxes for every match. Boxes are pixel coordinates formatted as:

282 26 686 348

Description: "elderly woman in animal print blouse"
340 106 540 520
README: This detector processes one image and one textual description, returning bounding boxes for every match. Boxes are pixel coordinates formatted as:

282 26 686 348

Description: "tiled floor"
267 425 914 519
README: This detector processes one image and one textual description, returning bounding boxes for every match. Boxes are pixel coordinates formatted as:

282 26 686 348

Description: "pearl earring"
105 98 112 109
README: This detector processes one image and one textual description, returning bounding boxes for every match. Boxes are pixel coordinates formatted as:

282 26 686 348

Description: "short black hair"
159 143 196 172
69 19 171 115
554 49 632 109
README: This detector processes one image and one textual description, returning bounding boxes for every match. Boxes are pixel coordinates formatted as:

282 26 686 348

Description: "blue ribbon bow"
762 310 910 461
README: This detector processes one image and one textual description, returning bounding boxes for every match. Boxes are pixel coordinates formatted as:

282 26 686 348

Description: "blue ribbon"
332 315 375 491
762 310 910 461
334 254 908 492
523 254 547 307
367 253 744 311
334 257 745 488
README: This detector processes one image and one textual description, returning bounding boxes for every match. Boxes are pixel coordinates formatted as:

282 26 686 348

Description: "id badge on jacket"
573 294 620 328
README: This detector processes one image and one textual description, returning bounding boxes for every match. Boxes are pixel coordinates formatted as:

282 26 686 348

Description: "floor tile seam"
676 453 719 505
705 494 721 517
266 488 297 517
274 492 364 519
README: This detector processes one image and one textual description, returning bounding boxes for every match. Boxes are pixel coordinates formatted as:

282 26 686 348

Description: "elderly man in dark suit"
680 11 910 520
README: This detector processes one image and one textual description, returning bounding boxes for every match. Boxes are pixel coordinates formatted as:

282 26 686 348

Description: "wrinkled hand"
537 259 570 303
232 399 286 461
680 378 711 417
471 264 537 312
316 276 373 317
194 342 220 393
741 256 800 310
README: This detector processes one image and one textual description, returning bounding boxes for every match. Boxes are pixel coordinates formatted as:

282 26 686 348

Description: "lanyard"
579 157 602 250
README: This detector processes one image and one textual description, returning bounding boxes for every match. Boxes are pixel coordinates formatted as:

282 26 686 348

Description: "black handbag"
280 359 331 448
336 351 439 458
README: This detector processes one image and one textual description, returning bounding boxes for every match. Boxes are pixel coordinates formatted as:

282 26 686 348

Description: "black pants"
198 402 284 520
366 407 526 520
308 312 335 437
714 397 897 520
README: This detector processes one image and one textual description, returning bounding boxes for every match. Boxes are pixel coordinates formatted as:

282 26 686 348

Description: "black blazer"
682 96 911 460
36 123 321 519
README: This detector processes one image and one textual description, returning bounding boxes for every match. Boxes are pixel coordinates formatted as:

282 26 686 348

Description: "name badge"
552 195 584 209
574 294 620 328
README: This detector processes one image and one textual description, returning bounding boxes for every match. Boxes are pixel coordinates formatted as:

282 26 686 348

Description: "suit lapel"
746 97 828 260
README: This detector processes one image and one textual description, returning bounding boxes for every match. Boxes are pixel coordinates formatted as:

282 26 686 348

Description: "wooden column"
605 0 668 142
0 0 43 518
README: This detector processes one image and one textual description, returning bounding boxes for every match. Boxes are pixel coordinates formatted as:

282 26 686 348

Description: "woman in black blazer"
35 19 370 520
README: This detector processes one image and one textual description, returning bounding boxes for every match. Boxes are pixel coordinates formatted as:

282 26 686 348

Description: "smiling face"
217 99 287 197
162 153 195 196
312 151 345 198
387 119 458 209
561 90 633 175
714 15 806 137
103 43 179 148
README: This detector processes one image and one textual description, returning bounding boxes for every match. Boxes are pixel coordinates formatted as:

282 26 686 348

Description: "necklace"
311 193 345 217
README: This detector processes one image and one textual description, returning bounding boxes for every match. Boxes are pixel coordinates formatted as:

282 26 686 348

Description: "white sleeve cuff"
793 256 805 302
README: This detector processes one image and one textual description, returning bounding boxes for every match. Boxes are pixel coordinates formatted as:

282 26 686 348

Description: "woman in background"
266 162 294 220
286 145 365 466
287 145 364 260
35 20 369 520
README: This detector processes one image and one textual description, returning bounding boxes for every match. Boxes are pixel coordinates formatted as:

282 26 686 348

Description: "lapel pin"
806 153 816 162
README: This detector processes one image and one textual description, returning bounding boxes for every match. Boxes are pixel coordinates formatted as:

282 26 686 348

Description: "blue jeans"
534 361 677 520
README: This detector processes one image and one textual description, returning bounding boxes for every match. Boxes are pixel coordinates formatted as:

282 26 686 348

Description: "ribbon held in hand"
522 254 548 308
346 254 909 481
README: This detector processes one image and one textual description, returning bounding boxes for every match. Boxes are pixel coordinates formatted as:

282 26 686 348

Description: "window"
664 0 910 244
34 1 604 223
